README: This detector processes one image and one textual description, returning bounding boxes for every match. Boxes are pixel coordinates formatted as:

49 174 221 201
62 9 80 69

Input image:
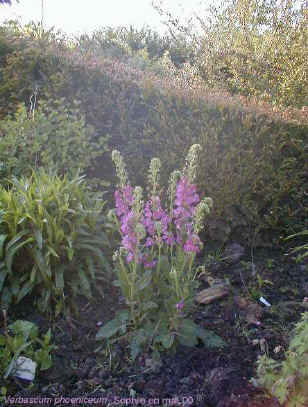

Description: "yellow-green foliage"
0 99 109 187
189 0 308 108
286 230 308 262
0 170 111 315
256 312 308 407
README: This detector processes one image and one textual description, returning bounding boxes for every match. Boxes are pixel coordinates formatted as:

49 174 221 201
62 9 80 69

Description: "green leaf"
130 329 147 361
44 328 51 345
78 268 91 297
55 267 65 291
41 289 51 311
136 269 152 291
30 266 37 283
195 326 226 348
33 249 51 281
95 318 124 339
0 234 7 258
66 247 74 261
47 245 59 258
6 237 34 274
8 320 38 341
16 281 33 303
117 310 130 322
161 333 175 349
0 268 7 292
1 286 12 307
178 318 199 347
11 279 20 297
34 229 43 250
35 349 52 370
55 301 63 317
159 255 170 273
6 230 30 251
85 255 95 279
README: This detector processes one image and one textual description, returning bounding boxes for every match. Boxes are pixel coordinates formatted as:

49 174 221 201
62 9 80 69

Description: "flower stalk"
110 144 213 351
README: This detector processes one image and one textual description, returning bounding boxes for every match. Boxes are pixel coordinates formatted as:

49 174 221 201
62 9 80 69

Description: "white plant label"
13 356 37 381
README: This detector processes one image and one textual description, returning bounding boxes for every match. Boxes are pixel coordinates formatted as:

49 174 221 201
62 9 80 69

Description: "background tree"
153 0 308 108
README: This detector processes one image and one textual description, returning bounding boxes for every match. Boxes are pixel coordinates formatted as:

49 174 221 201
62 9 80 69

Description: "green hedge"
0 23 307 245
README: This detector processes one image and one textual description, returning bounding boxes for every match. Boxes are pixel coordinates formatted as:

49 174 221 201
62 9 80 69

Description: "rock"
196 284 230 304
223 243 245 265
234 296 263 326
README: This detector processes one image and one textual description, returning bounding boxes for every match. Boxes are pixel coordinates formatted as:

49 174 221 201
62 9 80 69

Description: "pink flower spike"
176 299 184 311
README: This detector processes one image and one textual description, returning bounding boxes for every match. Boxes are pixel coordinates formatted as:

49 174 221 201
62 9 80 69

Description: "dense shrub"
0 99 109 187
74 26 195 68
0 170 111 315
31 49 308 244
155 0 308 108
0 22 71 119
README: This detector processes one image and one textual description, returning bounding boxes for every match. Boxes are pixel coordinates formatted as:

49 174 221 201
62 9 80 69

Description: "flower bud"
193 197 213 233
133 186 144 220
111 150 128 188
183 144 202 183
167 170 181 214
135 222 146 240
148 157 161 196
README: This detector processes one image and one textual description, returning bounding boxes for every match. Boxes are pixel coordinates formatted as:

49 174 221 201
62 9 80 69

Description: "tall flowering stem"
111 144 213 340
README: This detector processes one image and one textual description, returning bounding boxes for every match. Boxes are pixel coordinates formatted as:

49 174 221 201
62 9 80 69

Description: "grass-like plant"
285 230 308 263
96 145 225 361
0 169 111 315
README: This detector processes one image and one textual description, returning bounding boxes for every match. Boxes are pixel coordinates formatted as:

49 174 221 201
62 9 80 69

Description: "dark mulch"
2 246 307 407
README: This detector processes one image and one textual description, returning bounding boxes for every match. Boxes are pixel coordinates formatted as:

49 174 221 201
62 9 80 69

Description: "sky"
0 0 211 36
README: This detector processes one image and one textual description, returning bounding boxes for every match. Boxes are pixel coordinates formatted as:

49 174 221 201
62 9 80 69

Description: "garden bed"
3 246 307 407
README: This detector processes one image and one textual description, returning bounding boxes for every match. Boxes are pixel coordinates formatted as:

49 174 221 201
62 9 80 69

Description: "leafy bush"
0 170 111 315
0 319 56 382
0 99 109 188
96 145 225 361
0 22 70 119
156 0 308 108
255 312 308 407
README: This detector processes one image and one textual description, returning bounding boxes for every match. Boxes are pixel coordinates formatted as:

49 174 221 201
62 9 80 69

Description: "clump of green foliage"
0 170 111 315
0 98 109 188
255 312 308 406
0 319 56 381
155 0 308 108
